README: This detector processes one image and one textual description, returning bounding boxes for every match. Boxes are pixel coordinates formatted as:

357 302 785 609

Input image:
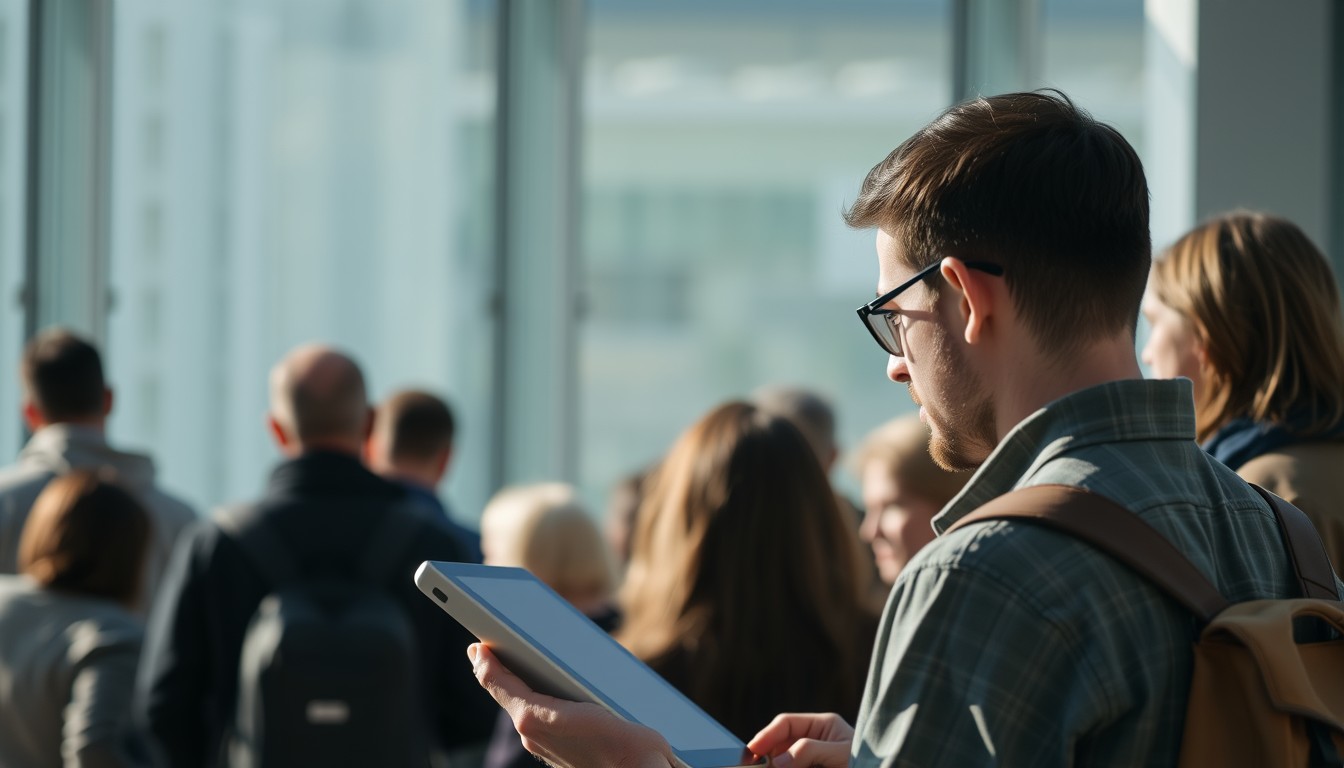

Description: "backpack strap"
947 484 1230 624
1250 484 1339 601
215 504 300 587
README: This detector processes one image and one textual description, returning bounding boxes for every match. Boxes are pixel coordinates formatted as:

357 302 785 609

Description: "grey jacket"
0 425 197 613
0 575 144 767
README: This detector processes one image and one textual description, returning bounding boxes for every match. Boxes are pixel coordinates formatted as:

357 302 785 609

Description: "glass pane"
104 0 498 517
0 0 26 454
580 0 952 504
1041 0 1145 154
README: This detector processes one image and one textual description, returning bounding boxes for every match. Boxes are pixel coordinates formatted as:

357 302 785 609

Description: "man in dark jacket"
135 343 495 766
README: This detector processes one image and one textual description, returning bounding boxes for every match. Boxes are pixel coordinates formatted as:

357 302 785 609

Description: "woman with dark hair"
0 470 152 767
1143 211 1344 564
615 401 877 742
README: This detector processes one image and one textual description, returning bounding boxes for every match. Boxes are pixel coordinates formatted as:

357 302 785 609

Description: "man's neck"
993 334 1143 442
34 417 106 434
293 437 363 458
383 469 437 493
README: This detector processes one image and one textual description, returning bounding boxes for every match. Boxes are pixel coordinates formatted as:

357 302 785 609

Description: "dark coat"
134 451 496 767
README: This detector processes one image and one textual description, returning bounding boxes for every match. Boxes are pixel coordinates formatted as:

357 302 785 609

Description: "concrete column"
1145 0 1338 261
493 0 584 488
953 0 1042 102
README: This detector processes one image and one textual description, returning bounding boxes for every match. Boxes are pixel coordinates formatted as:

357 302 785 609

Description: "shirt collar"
932 378 1195 534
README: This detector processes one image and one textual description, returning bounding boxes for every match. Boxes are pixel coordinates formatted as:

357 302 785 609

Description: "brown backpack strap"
1250 484 1339 600
948 484 1230 624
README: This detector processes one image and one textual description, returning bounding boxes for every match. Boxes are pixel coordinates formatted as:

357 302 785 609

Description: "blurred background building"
5 0 1341 519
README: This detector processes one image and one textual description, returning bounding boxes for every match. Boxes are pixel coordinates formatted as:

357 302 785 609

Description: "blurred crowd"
1 100 1342 767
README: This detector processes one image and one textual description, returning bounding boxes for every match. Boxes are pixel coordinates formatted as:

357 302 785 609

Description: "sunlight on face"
1140 291 1204 388
858 461 939 584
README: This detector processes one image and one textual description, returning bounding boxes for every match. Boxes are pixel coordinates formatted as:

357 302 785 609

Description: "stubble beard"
909 346 996 473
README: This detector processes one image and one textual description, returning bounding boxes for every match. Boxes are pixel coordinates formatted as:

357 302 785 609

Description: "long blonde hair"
617 401 874 738
1152 211 1344 441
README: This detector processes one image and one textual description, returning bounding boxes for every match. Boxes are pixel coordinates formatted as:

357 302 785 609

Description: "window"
580 0 953 504
103 0 499 514
0 0 25 449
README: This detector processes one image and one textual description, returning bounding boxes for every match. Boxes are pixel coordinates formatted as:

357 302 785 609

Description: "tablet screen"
456 573 744 753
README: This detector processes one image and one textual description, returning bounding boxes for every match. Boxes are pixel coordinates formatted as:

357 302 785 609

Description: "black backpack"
216 504 429 768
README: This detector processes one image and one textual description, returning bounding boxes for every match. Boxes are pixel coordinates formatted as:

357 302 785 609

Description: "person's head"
18 470 150 608
479 483 617 612
20 328 113 431
848 90 1150 471
267 343 372 457
852 414 969 583
749 385 839 472
618 401 870 675
604 465 654 571
1144 211 1344 441
366 389 456 489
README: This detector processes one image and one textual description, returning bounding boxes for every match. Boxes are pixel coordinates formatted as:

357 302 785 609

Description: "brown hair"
376 389 456 462
480 483 617 606
18 470 151 606
21 328 106 421
851 414 970 504
750 386 837 467
845 90 1150 359
1151 211 1344 441
617 401 875 739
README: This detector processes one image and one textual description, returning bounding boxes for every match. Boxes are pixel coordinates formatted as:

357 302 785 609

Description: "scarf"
1202 414 1344 471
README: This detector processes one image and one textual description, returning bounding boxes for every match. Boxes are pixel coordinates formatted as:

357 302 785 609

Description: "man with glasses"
468 91 1323 767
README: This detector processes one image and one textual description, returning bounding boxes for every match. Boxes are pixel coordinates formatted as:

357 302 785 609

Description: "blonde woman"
480 483 620 768
1143 211 1344 564
852 414 970 586
617 401 877 742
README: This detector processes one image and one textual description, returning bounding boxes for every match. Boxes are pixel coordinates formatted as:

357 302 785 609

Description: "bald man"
135 344 496 767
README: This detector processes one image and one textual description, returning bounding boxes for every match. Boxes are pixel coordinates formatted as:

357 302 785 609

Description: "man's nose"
887 354 910 383
858 508 879 542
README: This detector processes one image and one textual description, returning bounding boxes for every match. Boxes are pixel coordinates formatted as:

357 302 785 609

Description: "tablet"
415 561 766 768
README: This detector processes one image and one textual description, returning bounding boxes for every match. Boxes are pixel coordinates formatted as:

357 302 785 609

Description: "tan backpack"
950 483 1344 767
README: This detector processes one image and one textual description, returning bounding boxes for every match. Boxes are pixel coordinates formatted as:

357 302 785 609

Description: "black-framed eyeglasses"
855 260 1005 357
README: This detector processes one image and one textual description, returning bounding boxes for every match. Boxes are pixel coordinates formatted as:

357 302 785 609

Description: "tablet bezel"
416 560 765 768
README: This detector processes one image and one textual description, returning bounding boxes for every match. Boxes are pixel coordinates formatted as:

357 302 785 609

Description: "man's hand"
748 713 854 768
470 643 679 768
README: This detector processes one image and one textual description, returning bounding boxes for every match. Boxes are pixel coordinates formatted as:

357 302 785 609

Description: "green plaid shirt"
852 379 1325 767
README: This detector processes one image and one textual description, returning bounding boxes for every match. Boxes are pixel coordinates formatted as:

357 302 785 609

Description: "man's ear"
361 408 375 442
22 400 44 432
267 414 292 452
941 257 996 345
101 387 114 417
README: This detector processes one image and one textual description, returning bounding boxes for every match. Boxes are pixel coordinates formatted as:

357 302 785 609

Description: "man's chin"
929 433 987 473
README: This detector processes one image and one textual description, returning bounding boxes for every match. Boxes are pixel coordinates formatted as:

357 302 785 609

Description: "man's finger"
748 713 837 755
786 738 851 768
470 643 535 713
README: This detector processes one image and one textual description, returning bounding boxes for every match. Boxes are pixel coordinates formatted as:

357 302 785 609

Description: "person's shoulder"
906 508 1137 612
916 514 1081 573
169 509 244 573
399 508 470 562
65 605 144 659
1239 441 1344 483
142 484 199 520
0 461 52 498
